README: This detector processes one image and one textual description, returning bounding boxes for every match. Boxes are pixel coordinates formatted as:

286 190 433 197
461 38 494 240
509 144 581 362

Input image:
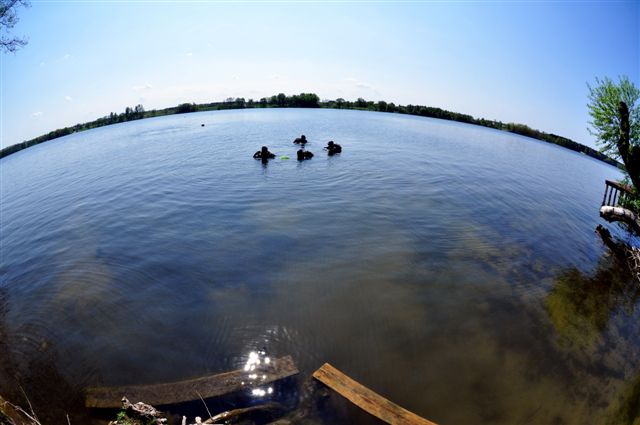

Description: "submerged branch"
203 402 286 424
596 225 640 282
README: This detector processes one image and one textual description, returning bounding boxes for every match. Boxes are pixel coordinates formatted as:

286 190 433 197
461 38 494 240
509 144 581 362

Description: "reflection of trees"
545 253 639 350
545 228 640 425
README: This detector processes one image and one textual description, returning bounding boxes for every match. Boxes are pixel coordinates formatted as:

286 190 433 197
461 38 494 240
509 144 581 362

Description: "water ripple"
0 108 631 425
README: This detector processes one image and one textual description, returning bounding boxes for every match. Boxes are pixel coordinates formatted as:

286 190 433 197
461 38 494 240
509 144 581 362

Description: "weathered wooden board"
86 355 298 408
605 179 634 194
312 363 438 425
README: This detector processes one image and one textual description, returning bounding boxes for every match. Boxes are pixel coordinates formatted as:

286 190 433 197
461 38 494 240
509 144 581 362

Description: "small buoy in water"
280 155 290 160
201 124 205 127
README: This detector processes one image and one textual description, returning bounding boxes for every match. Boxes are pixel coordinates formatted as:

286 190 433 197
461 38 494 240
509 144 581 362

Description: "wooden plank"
605 179 634 194
602 184 609 207
86 355 298 408
312 363 438 425
607 186 614 206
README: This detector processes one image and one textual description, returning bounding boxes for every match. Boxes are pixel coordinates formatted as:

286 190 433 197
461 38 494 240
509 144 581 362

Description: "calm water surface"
1 109 638 424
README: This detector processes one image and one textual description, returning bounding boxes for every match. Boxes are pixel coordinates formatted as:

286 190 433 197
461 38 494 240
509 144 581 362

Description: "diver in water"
324 141 342 155
253 146 276 162
297 149 314 161
293 135 307 145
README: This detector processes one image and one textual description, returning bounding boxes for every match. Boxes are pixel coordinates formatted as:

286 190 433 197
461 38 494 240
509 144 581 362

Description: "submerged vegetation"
0 92 620 166
545 249 640 425
545 254 639 350
607 373 640 425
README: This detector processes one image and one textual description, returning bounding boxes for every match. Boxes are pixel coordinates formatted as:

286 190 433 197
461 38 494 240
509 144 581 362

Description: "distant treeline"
0 93 620 167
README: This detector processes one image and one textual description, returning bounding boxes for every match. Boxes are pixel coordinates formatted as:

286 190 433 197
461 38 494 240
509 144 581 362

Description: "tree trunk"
618 102 640 191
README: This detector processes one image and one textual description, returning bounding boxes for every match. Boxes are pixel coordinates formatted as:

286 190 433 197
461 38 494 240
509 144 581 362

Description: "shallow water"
0 108 638 424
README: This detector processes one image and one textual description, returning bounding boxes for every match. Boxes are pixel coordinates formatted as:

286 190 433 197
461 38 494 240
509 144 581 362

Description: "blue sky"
1 1 638 149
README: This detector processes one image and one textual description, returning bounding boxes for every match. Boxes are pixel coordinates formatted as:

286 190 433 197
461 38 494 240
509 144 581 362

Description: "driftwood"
599 206 640 235
86 356 298 408
0 395 40 425
203 402 285 424
313 363 438 425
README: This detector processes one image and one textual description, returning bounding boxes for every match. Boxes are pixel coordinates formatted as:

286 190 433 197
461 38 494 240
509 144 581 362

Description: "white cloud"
186 52 193 57
32 111 43 117
133 82 153 91
341 76 379 97
61 53 70 61
39 61 45 67
344 77 372 90
65 95 73 102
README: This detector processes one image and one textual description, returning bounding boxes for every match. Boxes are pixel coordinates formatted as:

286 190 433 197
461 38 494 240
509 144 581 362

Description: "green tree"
587 76 640 190
290 93 319 107
176 102 197 114
0 0 29 53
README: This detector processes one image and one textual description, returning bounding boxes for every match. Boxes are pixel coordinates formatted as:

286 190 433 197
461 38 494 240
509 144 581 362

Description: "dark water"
1 108 638 424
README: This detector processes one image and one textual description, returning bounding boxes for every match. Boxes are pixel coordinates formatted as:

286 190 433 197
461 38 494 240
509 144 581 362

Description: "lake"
0 108 638 424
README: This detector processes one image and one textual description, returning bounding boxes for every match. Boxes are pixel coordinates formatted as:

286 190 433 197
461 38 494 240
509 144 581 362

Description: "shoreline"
0 95 621 168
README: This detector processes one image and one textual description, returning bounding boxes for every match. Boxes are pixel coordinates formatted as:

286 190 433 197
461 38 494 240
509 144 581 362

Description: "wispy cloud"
39 61 45 67
344 76 373 90
65 95 73 102
32 111 43 117
60 53 70 61
133 82 153 91
186 52 193 57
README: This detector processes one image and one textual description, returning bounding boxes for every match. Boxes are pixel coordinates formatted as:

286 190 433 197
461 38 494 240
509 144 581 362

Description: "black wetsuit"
326 143 342 155
297 150 314 160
